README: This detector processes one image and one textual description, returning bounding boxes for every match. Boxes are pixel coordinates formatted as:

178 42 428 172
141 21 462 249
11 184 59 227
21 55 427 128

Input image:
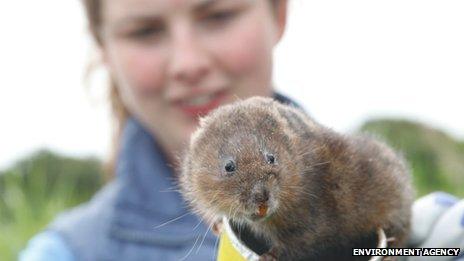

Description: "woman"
21 0 291 260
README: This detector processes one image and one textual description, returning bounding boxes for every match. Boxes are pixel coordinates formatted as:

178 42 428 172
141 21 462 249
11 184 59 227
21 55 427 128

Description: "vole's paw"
386 237 396 243
258 253 278 261
211 219 223 236
259 248 279 261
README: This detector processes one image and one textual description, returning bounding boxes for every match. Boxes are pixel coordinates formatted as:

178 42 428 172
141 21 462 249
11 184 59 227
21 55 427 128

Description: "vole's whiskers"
208 190 221 208
232 93 242 102
213 228 221 260
227 204 234 220
154 212 191 229
282 184 319 200
192 218 203 231
310 161 331 168
158 188 181 193
164 176 182 186
296 145 323 157
196 218 214 254
179 233 201 261
231 205 240 223
295 150 313 159
298 161 331 175
298 190 319 200
228 204 246 239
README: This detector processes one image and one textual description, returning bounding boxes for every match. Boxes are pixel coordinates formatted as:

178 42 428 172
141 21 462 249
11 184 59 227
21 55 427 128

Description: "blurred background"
0 0 463 260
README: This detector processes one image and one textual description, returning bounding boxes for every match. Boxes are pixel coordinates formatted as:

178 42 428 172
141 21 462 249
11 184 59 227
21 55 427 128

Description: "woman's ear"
99 45 115 76
100 46 109 67
274 0 288 43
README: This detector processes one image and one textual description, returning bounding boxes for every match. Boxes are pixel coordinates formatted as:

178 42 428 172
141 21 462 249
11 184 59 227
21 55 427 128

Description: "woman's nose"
168 26 211 85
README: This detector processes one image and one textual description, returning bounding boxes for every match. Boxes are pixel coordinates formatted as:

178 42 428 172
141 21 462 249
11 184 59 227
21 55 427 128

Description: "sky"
0 0 463 170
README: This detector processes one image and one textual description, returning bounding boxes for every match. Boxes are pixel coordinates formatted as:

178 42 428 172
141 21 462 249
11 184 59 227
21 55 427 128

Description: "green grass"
359 118 464 197
0 150 103 260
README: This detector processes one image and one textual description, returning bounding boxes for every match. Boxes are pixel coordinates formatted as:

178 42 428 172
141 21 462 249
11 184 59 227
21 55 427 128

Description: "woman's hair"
81 0 282 177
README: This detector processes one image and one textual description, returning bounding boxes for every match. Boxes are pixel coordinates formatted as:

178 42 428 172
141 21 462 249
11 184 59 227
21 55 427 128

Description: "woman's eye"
203 10 237 25
224 160 236 173
129 26 163 39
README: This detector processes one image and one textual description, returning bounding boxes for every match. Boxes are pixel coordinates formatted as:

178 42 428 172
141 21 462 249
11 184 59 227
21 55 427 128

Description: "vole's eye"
266 154 276 165
224 160 236 173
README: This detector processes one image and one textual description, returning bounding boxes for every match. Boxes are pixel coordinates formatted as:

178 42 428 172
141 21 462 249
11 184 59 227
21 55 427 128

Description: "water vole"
180 97 413 260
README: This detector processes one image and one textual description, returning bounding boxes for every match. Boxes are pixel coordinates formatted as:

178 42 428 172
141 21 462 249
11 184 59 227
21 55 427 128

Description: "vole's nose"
252 188 269 204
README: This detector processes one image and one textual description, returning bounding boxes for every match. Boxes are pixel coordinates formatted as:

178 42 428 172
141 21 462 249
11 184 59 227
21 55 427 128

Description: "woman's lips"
177 89 227 118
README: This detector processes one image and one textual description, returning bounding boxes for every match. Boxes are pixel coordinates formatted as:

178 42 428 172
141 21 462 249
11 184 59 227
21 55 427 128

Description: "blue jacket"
19 93 300 261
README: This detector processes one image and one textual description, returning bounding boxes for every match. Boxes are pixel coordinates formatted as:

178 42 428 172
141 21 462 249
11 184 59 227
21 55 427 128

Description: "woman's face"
100 0 287 158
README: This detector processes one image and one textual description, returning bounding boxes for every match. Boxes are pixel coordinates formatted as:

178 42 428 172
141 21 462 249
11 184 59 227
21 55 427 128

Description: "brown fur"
180 97 413 260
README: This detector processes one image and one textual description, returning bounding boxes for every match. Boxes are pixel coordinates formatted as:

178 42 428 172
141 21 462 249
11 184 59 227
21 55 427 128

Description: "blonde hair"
80 0 128 178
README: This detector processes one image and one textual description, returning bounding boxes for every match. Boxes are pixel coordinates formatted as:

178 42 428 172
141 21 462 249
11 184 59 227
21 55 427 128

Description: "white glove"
408 192 464 260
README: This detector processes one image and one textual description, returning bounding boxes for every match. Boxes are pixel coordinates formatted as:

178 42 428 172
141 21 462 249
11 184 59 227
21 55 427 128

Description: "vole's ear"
247 96 274 107
190 128 202 147
199 116 208 128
